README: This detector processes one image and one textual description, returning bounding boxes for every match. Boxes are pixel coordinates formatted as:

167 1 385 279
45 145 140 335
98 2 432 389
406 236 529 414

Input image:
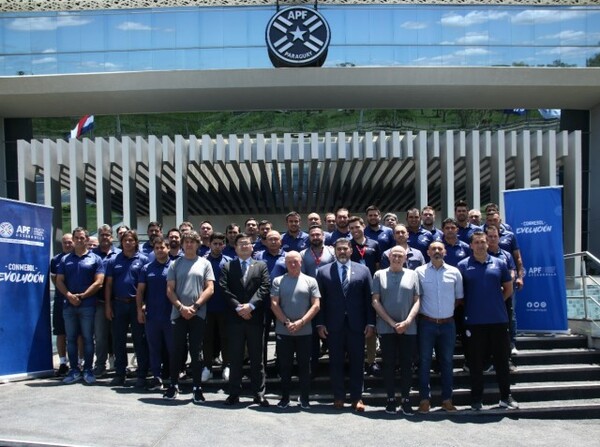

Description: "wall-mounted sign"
266 6 331 68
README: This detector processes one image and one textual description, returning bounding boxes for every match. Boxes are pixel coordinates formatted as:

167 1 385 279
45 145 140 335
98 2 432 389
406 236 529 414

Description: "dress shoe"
333 399 345 409
418 399 431 414
351 400 366 412
253 395 270 407
224 395 240 406
441 399 457 412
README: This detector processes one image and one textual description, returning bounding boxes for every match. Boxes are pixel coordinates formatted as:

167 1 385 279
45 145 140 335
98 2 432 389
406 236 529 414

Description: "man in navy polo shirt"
223 223 240 259
136 236 173 391
458 230 518 411
325 207 352 246
202 232 233 382
364 205 394 253
380 224 425 270
253 220 272 253
441 218 471 268
421 206 443 241
455 200 481 244
105 230 150 387
50 232 73 376
281 211 309 252
55 227 104 385
141 221 162 255
197 220 213 257
406 208 434 262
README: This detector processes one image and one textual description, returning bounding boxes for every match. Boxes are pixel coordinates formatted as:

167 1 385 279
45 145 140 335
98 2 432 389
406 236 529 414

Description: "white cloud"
412 47 491 66
8 15 91 31
441 11 509 27
455 48 491 56
32 56 57 65
42 48 57 53
456 32 490 45
401 21 427 30
117 21 153 31
512 9 587 24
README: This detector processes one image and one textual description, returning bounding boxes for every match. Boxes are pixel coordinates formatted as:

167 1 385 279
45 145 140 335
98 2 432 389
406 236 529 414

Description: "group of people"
51 201 525 414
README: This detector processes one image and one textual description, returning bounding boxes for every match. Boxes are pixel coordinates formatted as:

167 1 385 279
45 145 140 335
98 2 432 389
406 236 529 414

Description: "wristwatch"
192 302 200 311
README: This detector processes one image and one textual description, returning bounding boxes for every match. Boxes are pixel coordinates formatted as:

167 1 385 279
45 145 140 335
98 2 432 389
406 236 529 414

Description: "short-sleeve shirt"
105 251 148 299
408 227 434 261
350 237 380 276
372 268 420 335
167 256 215 320
300 245 336 278
57 251 105 307
364 225 394 252
415 262 463 319
381 246 425 270
138 258 172 322
442 238 472 267
204 253 233 313
271 272 320 336
457 255 511 325
281 231 309 252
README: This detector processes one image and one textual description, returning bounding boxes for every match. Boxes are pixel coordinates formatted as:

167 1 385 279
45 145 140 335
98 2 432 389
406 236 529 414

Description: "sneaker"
163 385 179 400
108 355 115 371
400 399 414 416
298 397 310 410
471 401 483 411
110 375 125 387
385 399 397 414
499 395 520 410
509 361 518 372
418 399 430 414
83 370 96 385
484 364 494 373
62 369 82 384
222 366 230 382
441 399 457 412
192 386 205 403
462 365 470 373
201 367 213 382
92 366 107 378
147 377 163 391
56 363 69 377
134 377 147 389
277 399 290 409
511 346 519 356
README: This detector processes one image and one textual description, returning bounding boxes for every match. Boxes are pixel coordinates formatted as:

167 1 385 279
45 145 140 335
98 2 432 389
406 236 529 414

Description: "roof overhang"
1 67 600 118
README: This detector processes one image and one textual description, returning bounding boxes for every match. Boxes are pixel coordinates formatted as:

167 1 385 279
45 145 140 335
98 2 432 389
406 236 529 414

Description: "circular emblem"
266 6 331 68
0 222 14 238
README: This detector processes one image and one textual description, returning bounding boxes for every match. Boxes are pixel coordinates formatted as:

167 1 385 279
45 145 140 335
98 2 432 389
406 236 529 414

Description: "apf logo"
266 6 331 67
0 222 14 238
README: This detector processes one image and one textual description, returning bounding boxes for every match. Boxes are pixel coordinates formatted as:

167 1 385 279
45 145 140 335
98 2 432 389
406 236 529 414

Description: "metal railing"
564 252 600 333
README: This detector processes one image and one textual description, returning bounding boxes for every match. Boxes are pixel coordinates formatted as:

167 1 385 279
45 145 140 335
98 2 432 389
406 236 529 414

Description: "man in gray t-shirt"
372 245 420 416
164 231 215 402
271 251 320 409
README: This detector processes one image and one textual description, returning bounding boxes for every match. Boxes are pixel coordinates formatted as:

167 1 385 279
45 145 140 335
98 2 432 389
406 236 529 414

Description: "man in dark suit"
220 233 271 407
316 238 375 412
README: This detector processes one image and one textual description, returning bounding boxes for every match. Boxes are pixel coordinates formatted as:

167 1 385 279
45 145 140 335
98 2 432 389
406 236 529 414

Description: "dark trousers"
467 323 511 403
379 333 415 400
145 318 173 378
112 300 149 378
203 312 228 368
276 333 311 401
228 321 265 398
328 322 365 401
170 316 205 387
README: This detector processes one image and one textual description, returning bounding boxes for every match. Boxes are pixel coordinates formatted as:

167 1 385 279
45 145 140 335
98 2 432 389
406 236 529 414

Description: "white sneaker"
511 347 519 356
201 367 213 382
499 395 520 410
222 366 230 382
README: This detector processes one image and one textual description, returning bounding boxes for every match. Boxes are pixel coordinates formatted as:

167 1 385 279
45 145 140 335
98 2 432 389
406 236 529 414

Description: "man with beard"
281 211 309 252
406 208 434 262
421 206 443 241
325 208 352 246
455 200 481 244
364 205 394 253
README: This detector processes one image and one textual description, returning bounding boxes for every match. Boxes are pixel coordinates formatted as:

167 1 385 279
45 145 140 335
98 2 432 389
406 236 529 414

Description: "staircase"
204 333 600 418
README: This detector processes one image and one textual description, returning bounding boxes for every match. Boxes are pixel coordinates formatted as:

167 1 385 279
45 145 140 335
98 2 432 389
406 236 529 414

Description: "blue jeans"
418 318 456 401
63 305 96 371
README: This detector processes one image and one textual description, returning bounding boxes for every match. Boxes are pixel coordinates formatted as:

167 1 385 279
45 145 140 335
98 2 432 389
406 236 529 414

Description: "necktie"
241 260 248 282
341 264 349 296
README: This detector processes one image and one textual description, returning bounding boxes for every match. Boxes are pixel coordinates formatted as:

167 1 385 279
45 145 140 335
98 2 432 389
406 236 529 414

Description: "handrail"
564 251 600 325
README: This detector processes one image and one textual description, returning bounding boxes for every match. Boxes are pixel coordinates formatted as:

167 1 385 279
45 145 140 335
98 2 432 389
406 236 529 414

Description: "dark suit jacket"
220 258 270 325
315 261 375 333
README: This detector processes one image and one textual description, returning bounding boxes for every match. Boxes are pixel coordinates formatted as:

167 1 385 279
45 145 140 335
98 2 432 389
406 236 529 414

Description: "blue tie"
241 260 248 281
341 264 349 296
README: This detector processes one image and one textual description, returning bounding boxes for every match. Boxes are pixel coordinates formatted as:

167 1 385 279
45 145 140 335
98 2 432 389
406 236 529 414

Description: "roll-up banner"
504 186 568 333
0 198 54 379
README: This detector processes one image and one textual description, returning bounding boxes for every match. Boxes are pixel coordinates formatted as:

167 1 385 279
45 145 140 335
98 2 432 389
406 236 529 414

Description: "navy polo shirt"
223 245 237 259
442 237 472 267
408 226 434 261
489 248 516 271
51 251 67 302
254 249 287 282
364 225 394 252
204 253 232 313
105 251 149 298
325 229 351 246
458 255 512 325
350 237 381 276
57 251 105 307
281 231 309 252
138 258 172 322
457 223 481 244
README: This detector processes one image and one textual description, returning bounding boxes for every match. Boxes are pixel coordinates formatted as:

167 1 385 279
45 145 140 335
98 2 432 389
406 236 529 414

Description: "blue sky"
1 5 599 75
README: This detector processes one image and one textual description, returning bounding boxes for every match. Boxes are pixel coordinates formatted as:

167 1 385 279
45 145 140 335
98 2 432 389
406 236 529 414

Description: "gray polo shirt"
300 246 336 278
372 268 420 335
167 256 215 320
271 272 320 336
415 262 463 320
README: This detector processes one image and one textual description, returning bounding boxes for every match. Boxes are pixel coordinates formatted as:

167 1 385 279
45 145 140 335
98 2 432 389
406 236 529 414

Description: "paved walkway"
1 374 599 447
